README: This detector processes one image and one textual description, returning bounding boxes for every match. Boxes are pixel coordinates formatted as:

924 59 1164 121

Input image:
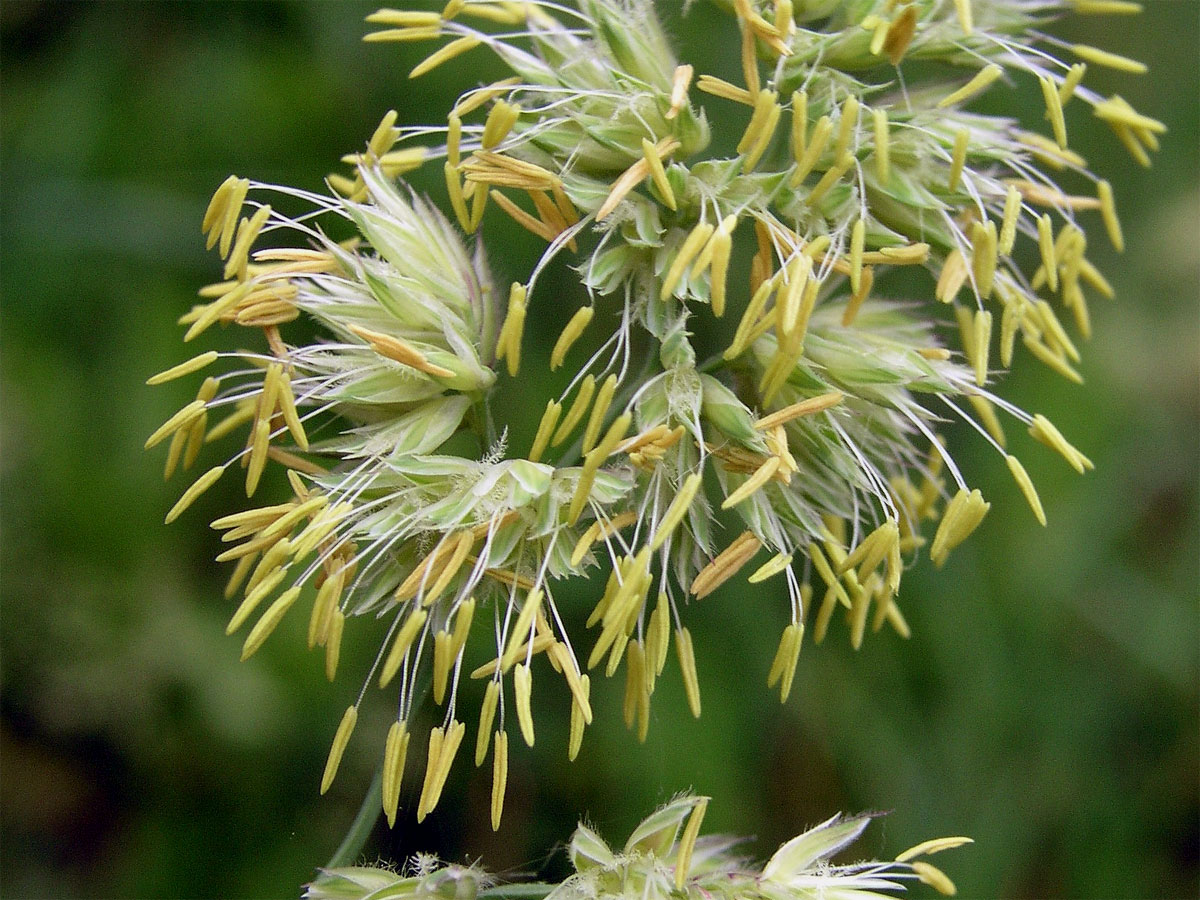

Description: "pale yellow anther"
744 100 783 171
551 375 596 448
381 720 410 828
952 0 973 34
849 218 865 294
833 95 859 159
1036 214 1058 293
776 253 811 335
490 730 508 830
640 138 676 210
416 719 464 822
379 607 428 689
596 137 679 221
872 107 890 183
972 310 993 386
998 184 1022 256
216 178 249 259
806 152 854 207
501 588 544 672
911 861 958 896
936 249 968 304
938 64 1002 110
245 418 271 498
789 115 831 186
674 796 709 889
495 282 527 377
1057 63 1087 106
1004 454 1046 526
481 100 520 149
842 265 873 326
579 374 617 455
666 64 694 119
308 567 344 649
410 35 480 78
808 541 852 608
472 679 501 767
224 205 272 282
929 488 990 567
1039 75 1068 149
145 399 208 450
366 8 442 26
896 836 975 863
450 78 520 119
790 90 808 159
513 662 535 747
709 217 736 318
240 586 301 661
147 351 220 387
324 608 344 680
320 705 358 795
696 74 754 106
1029 413 1092 473
1096 180 1123 252
676 627 701 717
971 220 997 299
691 531 762 599
840 520 899 580
164 464 225 524
722 456 782 509
1071 43 1147 74
754 391 844 430
662 222 716 301
202 175 238 242
444 114 463 167
749 553 793 584
649 472 703 553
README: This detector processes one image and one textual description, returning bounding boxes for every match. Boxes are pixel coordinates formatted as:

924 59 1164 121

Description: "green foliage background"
1 2 1196 898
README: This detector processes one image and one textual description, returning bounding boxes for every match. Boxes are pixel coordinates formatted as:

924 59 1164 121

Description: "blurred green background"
1 2 1196 898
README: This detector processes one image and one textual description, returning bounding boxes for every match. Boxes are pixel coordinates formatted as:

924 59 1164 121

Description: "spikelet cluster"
304 794 971 899
148 0 1160 827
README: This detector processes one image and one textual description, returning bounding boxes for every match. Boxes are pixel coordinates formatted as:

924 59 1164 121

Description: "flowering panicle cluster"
304 794 972 899
148 0 1159 829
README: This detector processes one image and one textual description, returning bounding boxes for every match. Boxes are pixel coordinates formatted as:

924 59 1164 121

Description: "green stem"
325 766 383 868
326 672 434 868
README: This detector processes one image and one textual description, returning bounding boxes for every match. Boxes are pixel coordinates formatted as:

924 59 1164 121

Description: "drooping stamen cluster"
148 0 1159 828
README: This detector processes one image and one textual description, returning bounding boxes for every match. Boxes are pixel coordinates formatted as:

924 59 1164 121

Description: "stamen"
410 35 480 79
320 705 358 794
382 720 410 828
490 730 508 830
938 64 1002 109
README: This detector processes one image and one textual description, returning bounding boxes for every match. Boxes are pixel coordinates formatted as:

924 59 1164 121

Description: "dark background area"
1 2 1196 898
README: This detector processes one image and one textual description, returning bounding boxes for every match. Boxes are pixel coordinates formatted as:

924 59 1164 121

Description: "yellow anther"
662 222 716 300
581 374 618 455
676 627 701 717
872 108 890 182
1071 43 1147 74
379 607 428 689
1096 180 1123 252
320 705 358 795
481 100 520 149
948 128 969 192
939 64 1003 109
1039 75 1068 148
490 730 508 830
381 720 410 828
410 35 480 79
641 138 676 209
